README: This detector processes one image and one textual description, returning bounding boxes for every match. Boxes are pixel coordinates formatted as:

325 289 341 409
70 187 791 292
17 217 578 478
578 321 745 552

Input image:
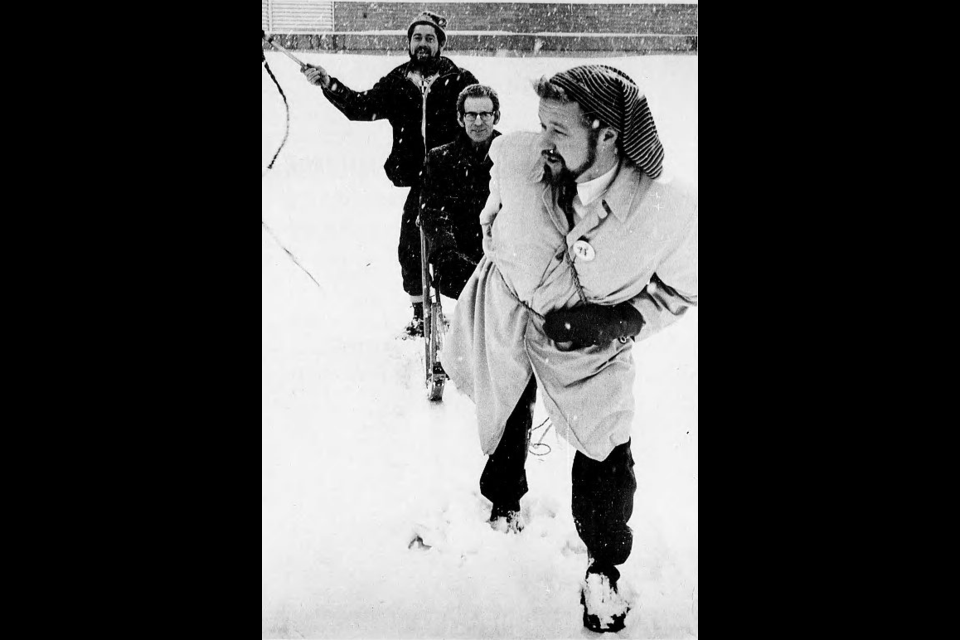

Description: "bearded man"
443 65 699 634
302 11 480 335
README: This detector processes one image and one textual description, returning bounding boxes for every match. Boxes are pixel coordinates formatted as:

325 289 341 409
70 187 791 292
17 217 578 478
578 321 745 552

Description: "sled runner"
420 227 448 401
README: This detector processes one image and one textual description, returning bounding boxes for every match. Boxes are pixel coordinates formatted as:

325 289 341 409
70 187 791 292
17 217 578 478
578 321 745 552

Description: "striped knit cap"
549 65 665 179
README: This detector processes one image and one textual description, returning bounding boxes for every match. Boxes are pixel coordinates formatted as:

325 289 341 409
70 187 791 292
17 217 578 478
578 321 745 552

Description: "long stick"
262 32 307 69
262 57 290 170
262 220 325 292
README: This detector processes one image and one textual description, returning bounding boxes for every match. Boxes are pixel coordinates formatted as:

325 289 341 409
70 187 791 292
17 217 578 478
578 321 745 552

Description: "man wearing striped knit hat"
443 65 698 634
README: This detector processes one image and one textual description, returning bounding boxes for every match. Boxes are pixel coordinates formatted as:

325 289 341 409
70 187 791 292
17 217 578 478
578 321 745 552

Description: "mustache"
542 150 564 163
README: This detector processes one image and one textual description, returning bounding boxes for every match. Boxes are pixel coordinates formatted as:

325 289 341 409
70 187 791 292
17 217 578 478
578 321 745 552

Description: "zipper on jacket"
420 79 433 154
406 68 445 153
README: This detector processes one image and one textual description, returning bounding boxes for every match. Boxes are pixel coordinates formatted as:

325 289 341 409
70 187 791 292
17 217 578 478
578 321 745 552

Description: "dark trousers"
480 377 638 574
398 187 424 297
435 254 478 300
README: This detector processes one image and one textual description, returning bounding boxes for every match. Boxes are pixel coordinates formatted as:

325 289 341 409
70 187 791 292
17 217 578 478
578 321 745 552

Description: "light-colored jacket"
443 132 698 462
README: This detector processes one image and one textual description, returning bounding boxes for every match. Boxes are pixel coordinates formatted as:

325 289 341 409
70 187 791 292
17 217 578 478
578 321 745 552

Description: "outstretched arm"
302 64 391 122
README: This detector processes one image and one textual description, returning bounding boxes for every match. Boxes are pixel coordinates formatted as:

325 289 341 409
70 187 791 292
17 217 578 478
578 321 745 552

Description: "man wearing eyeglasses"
301 11 480 337
419 84 502 299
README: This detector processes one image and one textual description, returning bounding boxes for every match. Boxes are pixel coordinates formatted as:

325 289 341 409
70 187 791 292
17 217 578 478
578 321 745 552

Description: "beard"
542 128 601 185
409 47 440 73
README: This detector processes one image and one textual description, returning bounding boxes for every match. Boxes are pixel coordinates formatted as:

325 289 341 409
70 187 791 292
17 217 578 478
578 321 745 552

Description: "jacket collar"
395 56 461 80
528 155 649 224
600 161 649 223
453 129 502 159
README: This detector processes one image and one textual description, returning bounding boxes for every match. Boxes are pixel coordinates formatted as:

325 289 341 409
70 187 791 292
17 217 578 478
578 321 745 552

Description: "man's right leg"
398 187 425 335
480 377 538 527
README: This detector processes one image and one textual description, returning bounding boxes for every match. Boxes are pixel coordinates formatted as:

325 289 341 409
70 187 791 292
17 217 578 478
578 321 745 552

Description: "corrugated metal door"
262 1 335 33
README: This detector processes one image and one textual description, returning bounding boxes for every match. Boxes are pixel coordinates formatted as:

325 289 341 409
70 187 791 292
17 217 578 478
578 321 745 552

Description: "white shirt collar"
571 162 619 219
577 162 619 207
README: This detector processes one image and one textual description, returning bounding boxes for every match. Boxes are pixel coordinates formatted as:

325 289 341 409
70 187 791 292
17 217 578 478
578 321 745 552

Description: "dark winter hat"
407 11 447 47
549 65 665 179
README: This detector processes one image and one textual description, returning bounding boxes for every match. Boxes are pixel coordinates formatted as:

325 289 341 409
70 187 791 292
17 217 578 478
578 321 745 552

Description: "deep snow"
263 51 698 639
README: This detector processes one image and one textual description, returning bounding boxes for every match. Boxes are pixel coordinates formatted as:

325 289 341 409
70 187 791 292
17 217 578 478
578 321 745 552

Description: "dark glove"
543 303 645 347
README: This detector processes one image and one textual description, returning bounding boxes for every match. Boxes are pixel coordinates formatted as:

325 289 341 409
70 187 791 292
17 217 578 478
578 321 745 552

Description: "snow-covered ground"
262 52 698 639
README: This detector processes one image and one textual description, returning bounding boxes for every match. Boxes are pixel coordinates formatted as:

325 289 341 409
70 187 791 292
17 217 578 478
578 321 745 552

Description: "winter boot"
489 502 524 534
581 566 631 633
404 302 424 338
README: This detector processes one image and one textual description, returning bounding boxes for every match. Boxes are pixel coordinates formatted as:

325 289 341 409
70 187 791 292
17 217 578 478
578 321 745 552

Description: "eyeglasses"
463 112 495 123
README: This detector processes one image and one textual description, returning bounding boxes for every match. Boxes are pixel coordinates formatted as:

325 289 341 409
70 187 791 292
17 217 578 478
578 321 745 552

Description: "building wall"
335 2 697 35
263 2 698 55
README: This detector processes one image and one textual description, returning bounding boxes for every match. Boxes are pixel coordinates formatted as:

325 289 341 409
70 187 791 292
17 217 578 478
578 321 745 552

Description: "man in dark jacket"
420 84 502 299
301 11 480 336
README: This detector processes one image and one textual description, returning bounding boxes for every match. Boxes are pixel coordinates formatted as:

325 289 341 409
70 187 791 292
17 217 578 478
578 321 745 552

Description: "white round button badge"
572 240 596 262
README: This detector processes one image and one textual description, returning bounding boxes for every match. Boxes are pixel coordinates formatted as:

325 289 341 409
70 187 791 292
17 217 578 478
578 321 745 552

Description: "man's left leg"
480 377 538 531
572 441 638 632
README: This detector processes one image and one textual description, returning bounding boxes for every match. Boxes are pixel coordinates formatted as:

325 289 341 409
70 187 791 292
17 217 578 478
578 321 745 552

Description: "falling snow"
263 52 698 640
